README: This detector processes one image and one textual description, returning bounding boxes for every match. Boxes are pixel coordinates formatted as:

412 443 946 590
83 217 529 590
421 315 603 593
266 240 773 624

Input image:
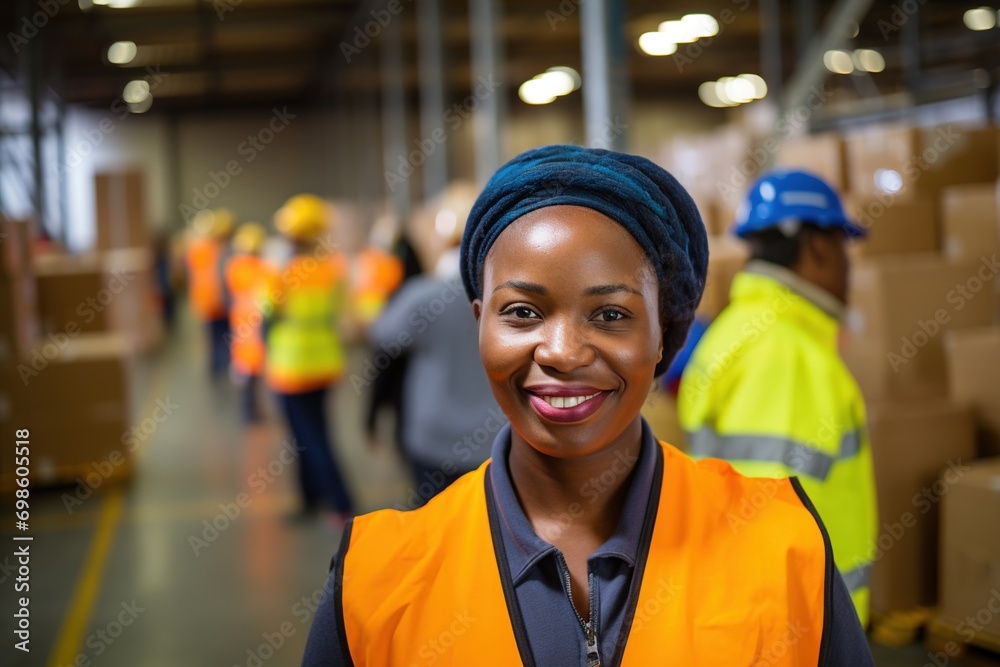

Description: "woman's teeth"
540 392 601 409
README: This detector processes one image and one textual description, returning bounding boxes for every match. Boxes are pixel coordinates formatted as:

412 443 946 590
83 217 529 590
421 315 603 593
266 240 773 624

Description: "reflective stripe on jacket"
334 441 833 665
265 253 347 394
678 270 877 625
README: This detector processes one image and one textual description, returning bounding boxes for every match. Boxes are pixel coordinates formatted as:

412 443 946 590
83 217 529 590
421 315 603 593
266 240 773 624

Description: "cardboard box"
940 182 1000 262
0 334 131 490
0 273 39 366
775 132 850 193
0 219 33 276
945 327 1000 456
34 253 108 334
844 195 939 257
841 255 998 400
95 170 148 251
867 399 976 613
697 235 749 319
102 247 162 353
846 124 999 200
938 458 1000 635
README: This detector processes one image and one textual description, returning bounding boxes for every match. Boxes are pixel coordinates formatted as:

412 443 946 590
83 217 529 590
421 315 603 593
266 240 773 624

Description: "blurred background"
1 0 1000 665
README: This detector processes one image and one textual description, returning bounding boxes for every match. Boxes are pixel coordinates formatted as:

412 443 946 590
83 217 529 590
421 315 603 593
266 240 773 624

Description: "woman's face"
474 205 663 459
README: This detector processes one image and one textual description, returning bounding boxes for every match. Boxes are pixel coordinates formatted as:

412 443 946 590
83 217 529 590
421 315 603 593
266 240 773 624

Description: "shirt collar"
744 259 845 321
487 419 659 584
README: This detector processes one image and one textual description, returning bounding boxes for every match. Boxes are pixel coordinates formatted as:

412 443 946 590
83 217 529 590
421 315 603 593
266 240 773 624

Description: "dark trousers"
276 388 353 515
207 318 231 377
242 375 262 423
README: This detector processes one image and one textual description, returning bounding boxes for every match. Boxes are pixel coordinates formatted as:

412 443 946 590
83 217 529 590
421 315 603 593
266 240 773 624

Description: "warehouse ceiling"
0 0 998 116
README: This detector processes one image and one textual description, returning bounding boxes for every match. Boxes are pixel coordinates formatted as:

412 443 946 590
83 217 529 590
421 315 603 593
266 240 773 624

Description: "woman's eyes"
598 309 627 323
499 306 629 323
500 305 540 319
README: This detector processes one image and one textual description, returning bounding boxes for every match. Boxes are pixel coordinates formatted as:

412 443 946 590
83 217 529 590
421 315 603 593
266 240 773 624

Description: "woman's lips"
526 389 611 423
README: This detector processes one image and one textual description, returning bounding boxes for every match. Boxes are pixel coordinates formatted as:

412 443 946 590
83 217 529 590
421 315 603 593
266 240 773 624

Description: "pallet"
926 616 1000 666
869 607 936 647
0 455 133 494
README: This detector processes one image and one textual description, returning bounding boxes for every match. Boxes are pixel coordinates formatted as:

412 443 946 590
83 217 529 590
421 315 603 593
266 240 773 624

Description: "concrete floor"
3 309 996 666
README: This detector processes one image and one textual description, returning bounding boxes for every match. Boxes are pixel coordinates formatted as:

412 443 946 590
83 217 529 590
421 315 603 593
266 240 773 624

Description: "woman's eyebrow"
584 284 642 297
492 280 547 295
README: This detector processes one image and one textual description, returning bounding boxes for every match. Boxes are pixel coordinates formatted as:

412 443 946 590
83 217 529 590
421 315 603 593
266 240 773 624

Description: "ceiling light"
128 95 152 113
853 49 885 73
123 80 150 104
698 81 730 108
518 79 556 105
545 66 581 92
823 49 854 74
739 73 768 99
539 70 576 97
657 20 698 44
107 41 137 65
638 31 677 56
680 13 719 38
963 7 997 30
724 77 755 104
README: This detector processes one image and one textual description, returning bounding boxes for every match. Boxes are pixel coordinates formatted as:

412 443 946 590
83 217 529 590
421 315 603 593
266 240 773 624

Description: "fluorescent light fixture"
638 31 677 56
123 80 150 104
823 49 854 74
107 41 137 65
963 7 997 30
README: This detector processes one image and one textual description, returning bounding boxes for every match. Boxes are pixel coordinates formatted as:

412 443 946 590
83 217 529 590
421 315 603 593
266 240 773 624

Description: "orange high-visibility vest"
186 238 227 321
335 441 832 666
351 248 403 325
225 254 270 377
265 254 348 394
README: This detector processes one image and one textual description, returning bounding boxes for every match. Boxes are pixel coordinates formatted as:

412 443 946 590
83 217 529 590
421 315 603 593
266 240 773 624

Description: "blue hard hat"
733 169 866 239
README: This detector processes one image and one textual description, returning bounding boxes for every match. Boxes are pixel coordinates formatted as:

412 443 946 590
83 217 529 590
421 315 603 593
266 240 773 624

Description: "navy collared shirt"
488 421 656 666
302 419 874 666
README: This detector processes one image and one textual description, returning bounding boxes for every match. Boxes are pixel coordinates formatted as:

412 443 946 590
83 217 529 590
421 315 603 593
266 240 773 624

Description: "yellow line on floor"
45 487 124 667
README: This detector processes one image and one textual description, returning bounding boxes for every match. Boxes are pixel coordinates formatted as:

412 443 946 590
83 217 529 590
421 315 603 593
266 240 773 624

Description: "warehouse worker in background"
265 195 354 525
678 169 877 626
368 190 498 505
186 208 235 377
225 222 271 422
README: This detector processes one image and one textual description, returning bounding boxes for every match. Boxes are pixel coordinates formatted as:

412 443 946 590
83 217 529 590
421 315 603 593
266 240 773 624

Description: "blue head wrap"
460 144 709 377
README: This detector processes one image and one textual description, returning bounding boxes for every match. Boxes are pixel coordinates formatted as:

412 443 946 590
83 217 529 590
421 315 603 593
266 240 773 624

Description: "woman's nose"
533 319 596 372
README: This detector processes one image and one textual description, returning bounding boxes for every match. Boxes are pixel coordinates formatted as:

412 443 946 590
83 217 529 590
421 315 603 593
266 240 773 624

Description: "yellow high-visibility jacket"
678 266 877 626
264 253 348 394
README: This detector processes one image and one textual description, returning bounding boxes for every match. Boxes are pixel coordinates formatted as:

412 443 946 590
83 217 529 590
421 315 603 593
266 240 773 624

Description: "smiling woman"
301 145 875 667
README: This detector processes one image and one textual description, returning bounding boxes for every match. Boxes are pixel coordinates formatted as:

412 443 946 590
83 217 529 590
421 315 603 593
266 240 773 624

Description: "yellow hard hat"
191 208 236 238
191 209 215 237
212 208 236 237
233 222 266 254
274 194 333 240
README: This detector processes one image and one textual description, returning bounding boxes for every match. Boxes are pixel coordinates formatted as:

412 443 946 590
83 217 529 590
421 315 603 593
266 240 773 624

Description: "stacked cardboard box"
0 220 39 368
33 248 162 354
940 182 1000 262
95 170 149 251
937 459 1000 642
945 328 1000 457
866 401 976 612
842 254 997 400
0 334 132 491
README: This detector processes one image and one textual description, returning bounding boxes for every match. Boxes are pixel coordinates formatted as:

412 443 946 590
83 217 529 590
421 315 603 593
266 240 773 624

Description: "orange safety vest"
225 254 270 377
265 253 348 394
335 441 832 666
186 238 227 321
351 248 404 324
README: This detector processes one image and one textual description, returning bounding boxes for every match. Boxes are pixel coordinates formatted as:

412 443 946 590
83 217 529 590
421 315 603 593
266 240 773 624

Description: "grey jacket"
369 268 501 471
